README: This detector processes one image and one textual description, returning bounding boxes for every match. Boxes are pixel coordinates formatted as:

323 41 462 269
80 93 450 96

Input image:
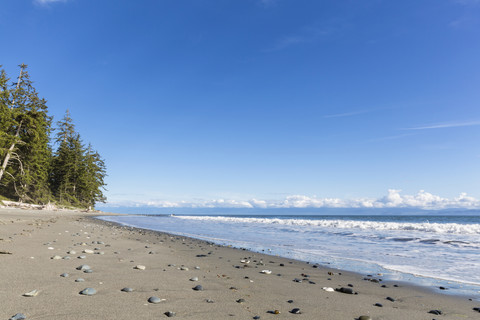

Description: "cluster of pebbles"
5 217 480 320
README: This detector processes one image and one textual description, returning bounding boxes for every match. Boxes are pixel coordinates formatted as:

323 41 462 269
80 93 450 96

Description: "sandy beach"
1 209 479 320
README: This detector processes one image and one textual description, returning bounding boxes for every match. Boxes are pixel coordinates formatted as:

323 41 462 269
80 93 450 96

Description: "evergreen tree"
51 111 107 208
0 65 52 203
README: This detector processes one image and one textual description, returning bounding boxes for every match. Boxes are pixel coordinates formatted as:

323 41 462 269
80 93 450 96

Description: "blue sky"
1 0 480 209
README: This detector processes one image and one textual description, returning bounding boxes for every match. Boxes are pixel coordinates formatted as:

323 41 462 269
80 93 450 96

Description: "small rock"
293 278 302 283
75 278 85 282
9 314 26 320
374 303 383 307
60 273 69 277
121 287 133 292
51 255 62 260
148 296 165 303
76 264 91 271
336 287 354 294
193 285 203 291
439 286 447 290
83 249 94 254
164 311 176 317
23 290 39 297
78 255 86 259
134 265 146 270
79 288 97 296
322 287 334 292
237 299 246 303
206 299 214 303
287 300 294 303
68 250 76 254
253 316 261 320
290 308 301 314
386 297 395 302
473 307 480 312
358 316 371 320
260 270 272 274
428 310 442 315
180 267 189 271
84 269 93 273
190 277 199 281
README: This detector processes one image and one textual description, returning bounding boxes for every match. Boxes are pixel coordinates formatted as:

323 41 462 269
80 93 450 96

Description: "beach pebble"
180 266 189 271
358 316 371 320
121 287 133 292
386 297 395 302
75 278 85 282
83 249 94 254
51 255 62 260
62 256 71 260
374 303 383 307
164 311 176 317
79 288 97 296
60 273 69 277
190 277 199 281
260 270 272 274
148 296 165 303
84 269 93 273
237 299 246 303
76 264 91 271
290 308 301 314
68 250 76 254
322 287 335 292
336 287 354 294
428 310 442 315
473 307 480 312
9 314 26 320
253 316 260 320
78 255 86 259
293 278 302 283
193 285 204 291
206 299 214 303
23 289 39 297
134 265 146 270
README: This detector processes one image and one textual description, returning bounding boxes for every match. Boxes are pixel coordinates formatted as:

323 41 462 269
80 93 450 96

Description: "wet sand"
1 209 479 319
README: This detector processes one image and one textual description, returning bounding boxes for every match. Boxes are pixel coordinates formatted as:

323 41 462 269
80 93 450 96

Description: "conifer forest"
0 64 107 209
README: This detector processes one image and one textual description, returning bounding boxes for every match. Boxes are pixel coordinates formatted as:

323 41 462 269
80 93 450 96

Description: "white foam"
174 216 480 235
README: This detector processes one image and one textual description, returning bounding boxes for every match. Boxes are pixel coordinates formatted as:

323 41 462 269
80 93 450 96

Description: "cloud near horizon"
34 0 68 5
102 190 480 210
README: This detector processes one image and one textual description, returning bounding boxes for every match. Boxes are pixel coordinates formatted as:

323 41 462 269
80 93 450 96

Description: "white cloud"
34 0 68 5
406 120 480 130
103 190 480 210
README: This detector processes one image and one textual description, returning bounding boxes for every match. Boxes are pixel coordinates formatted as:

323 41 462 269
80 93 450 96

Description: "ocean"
98 210 480 298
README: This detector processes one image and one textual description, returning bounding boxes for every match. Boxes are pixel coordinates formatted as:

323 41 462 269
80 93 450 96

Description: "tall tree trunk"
0 66 24 183
0 121 22 182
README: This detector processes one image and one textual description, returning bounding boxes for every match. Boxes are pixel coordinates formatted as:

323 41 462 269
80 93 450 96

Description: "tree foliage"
0 65 107 208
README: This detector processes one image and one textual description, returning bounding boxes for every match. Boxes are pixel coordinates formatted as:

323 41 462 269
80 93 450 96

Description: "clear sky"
1 0 480 209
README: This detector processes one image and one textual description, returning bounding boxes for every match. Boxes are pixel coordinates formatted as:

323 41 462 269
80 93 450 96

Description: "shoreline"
1 208 479 319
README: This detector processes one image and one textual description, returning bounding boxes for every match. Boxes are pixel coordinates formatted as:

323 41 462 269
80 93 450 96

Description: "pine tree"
0 64 52 203
51 111 106 208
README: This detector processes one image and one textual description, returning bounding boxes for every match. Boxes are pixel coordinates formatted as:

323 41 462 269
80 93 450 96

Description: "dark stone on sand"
193 285 204 291
358 316 371 320
336 287 354 294
374 303 383 307
9 314 26 320
206 299 214 303
121 287 133 292
439 286 447 290
60 273 69 277
287 300 294 303
237 299 246 303
76 264 91 271
386 297 395 302
196 254 207 257
381 285 387 288
253 316 260 319
290 308 301 314
279 263 284 267
75 278 85 282
165 311 176 317
473 307 480 312
428 310 442 315
348 284 354 287
308 281 316 284
267 310 280 314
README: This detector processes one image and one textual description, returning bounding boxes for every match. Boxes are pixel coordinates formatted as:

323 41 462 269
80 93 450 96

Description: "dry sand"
1 208 479 319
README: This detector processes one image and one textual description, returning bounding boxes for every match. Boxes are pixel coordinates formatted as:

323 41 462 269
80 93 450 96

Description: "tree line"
0 64 106 209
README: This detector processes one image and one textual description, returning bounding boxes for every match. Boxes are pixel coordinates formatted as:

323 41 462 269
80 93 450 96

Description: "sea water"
99 212 480 298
